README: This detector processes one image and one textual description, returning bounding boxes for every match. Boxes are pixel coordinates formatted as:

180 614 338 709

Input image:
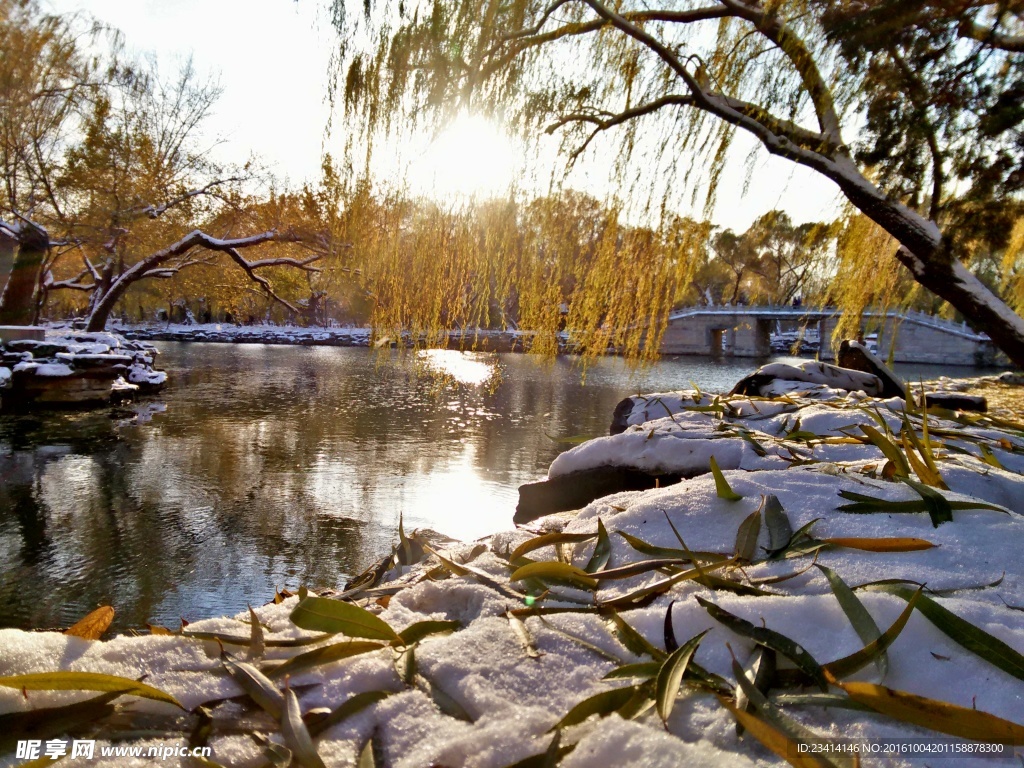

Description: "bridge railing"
666 305 988 341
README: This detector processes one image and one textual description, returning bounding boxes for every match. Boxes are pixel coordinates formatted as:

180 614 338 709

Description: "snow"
745 361 884 396
33 363 75 377
1 381 1023 766
126 363 167 386
0 366 10 388
12 361 75 377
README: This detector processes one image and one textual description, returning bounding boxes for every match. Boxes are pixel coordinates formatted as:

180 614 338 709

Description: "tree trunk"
893 247 1024 368
85 285 120 331
0 222 49 326
822 159 1024 368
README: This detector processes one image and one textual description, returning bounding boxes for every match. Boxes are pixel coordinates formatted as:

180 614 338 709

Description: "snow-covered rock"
731 360 884 397
0 331 166 407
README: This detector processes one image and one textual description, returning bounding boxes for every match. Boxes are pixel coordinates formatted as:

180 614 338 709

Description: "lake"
0 343 974 630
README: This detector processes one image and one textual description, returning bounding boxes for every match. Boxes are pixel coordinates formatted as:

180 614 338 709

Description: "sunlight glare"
406 113 517 198
417 349 500 387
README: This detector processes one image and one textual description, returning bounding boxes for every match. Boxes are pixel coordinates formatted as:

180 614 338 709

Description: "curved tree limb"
84 228 308 331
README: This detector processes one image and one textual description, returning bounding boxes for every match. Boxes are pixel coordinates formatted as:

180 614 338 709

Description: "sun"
405 112 517 198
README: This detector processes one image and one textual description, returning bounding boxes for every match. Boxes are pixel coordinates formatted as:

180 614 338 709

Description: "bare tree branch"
120 177 245 220
959 19 1024 51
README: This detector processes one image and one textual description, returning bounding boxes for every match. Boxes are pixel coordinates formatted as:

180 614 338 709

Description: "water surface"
0 344 973 629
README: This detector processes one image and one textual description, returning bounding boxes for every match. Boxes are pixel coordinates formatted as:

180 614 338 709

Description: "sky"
46 0 847 232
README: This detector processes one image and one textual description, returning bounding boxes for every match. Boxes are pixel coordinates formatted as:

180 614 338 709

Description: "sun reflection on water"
415 349 502 389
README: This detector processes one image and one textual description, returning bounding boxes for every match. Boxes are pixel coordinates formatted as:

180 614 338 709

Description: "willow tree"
329 0 1024 365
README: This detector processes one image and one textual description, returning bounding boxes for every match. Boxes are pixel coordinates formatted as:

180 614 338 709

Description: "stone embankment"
113 323 531 352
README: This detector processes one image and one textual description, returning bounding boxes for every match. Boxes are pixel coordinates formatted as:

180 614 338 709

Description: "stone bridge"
658 306 1000 366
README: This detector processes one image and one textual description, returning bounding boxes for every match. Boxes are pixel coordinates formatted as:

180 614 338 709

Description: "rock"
837 339 906 398
609 396 637 435
0 325 45 342
924 392 987 412
515 467 681 524
0 330 166 408
730 360 884 397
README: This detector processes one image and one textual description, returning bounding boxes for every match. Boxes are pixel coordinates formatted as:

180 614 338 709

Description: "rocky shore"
0 330 166 408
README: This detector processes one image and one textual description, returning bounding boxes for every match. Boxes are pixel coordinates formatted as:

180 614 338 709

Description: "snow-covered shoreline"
2 372 1023 767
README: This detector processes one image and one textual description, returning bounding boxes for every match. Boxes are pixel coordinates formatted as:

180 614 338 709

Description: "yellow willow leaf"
64 606 115 640
820 537 936 552
509 561 598 591
717 697 837 768
709 455 743 500
837 682 1024 744
0 672 182 709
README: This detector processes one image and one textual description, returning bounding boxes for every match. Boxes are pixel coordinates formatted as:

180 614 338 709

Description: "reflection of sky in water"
0 346 975 630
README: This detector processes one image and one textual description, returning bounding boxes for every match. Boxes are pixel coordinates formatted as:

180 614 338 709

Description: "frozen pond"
0 343 977 630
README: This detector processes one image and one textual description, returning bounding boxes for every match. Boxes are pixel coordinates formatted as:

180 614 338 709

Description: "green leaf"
222 656 285 717
500 730 572 768
979 444 1006 469
901 477 953 527
656 629 710 723
510 561 598 590
266 641 385 679
247 605 266 661
867 584 1024 682
762 495 793 554
733 646 776 735
396 645 415 686
418 671 473 721
396 620 460 647
509 532 598 562
616 531 727 563
616 680 657 720
836 490 1007 515
816 564 885 677
771 692 873 712
730 658 854 768
823 587 920 679
696 597 828 691
602 661 661 680
0 671 182 709
0 691 122 754
290 596 401 642
605 611 666 662
709 455 743 500
860 424 910 477
309 690 393 737
552 686 638 730
598 559 734 609
282 687 327 768
590 557 689 581
734 508 761 562
584 519 612 574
